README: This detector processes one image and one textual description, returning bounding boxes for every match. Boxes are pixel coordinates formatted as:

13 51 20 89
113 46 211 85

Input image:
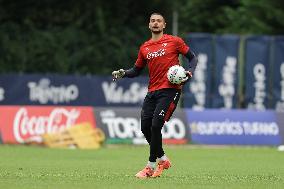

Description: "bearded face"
149 14 166 34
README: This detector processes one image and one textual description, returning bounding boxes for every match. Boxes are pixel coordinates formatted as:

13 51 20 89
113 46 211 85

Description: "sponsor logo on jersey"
146 48 166 59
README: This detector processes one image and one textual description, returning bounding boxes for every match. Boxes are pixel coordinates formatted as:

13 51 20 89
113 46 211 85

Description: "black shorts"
141 88 181 122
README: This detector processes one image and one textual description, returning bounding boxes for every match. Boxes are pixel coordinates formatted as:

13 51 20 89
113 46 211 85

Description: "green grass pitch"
0 145 283 189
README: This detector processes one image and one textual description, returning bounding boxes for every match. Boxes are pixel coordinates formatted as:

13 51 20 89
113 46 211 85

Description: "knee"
152 117 165 130
141 118 152 133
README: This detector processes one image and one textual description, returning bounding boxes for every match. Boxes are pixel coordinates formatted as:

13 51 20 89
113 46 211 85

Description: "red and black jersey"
135 34 190 92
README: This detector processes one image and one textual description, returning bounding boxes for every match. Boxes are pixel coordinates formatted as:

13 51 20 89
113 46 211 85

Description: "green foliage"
178 0 239 35
0 0 283 74
222 0 284 34
0 0 174 74
178 0 284 35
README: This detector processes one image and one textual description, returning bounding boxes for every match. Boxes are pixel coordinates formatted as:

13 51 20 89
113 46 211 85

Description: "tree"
0 0 283 74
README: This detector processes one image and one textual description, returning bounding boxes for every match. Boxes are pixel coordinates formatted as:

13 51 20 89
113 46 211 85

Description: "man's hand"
181 71 193 85
112 69 125 81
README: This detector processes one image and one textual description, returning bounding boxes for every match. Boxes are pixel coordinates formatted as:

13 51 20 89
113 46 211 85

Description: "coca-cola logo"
146 48 166 59
13 108 80 143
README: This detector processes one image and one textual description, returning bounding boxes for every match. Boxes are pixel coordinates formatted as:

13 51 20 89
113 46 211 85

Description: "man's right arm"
112 45 145 81
112 65 143 81
123 66 143 78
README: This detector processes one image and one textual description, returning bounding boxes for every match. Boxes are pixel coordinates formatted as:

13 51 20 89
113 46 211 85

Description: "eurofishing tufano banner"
212 35 240 109
186 109 282 145
183 33 214 110
244 36 271 110
271 36 284 111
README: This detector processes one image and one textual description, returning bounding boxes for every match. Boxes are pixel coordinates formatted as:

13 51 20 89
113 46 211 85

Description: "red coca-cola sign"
0 106 96 144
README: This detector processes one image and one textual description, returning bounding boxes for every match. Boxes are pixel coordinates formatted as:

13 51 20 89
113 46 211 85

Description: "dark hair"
150 12 166 22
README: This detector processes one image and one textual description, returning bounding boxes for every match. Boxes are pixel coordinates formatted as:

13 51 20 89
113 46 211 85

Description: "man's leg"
135 93 156 178
141 115 152 144
150 88 181 177
141 93 156 144
149 118 164 162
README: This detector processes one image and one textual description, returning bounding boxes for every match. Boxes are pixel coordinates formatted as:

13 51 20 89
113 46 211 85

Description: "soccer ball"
167 65 188 85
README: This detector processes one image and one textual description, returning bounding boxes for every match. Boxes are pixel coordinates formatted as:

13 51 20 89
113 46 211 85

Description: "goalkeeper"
112 12 198 178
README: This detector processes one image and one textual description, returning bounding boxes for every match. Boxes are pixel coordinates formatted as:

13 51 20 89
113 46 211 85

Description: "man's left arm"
175 36 198 79
185 49 198 73
184 49 198 79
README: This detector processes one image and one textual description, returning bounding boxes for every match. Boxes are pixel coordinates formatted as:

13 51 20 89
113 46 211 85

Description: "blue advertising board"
276 112 284 145
271 36 284 111
212 35 240 109
244 36 271 110
0 74 148 106
186 109 282 145
183 33 213 110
